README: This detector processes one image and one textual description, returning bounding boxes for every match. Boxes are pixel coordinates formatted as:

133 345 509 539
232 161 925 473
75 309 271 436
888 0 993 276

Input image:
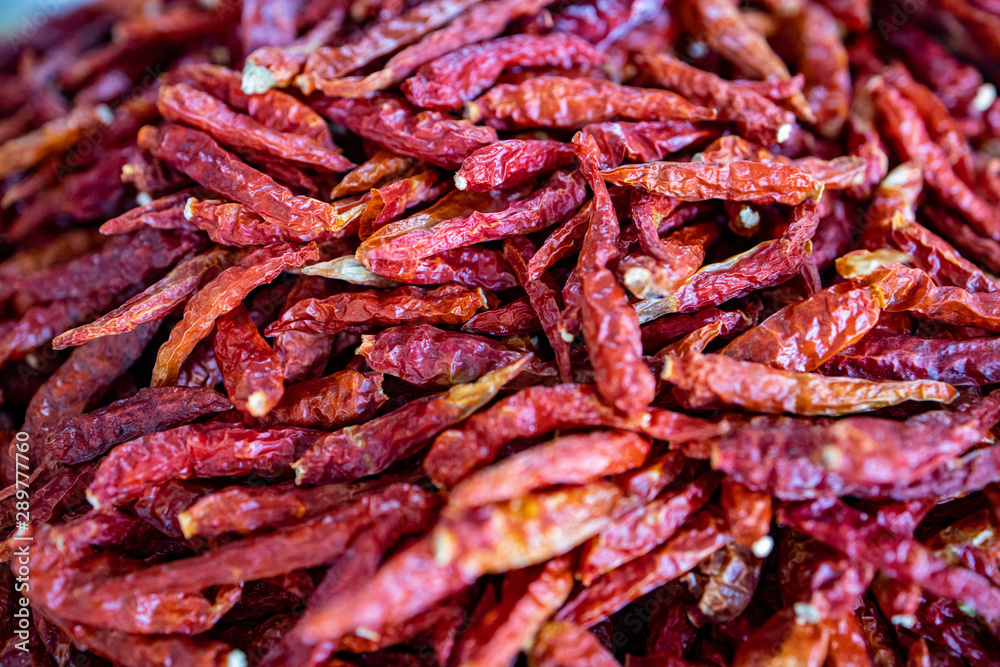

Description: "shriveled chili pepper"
151 242 318 387
872 82 1000 241
635 200 820 320
52 247 240 349
531 621 620 667
470 76 717 129
403 33 604 111
639 51 795 145
366 246 520 291
293 0 482 93
243 370 387 430
158 84 352 173
461 296 542 336
620 221 721 299
453 555 575 667
579 121 716 170
87 423 325 508
732 607 830 667
557 510 732 628
840 257 1000 333
214 304 285 418
713 391 1000 498
177 475 409 538
679 0 813 122
293 357 530 485
580 473 720 586
454 140 576 192
297 481 627 644
425 383 722 487
602 160 824 205
47 387 230 465
450 430 651 508
358 323 555 389
266 283 487 336
791 1 851 137
313 94 498 169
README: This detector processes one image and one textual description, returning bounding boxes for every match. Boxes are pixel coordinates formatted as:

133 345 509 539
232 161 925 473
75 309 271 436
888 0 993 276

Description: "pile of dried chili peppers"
3 0 1000 664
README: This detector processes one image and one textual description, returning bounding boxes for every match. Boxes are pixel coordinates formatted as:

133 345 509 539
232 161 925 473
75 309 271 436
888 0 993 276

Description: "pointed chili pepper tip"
241 61 275 95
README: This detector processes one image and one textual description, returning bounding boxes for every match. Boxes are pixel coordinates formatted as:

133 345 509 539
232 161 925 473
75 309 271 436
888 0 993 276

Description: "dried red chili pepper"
52 247 240 349
731 607 830 667
679 0 813 121
872 83 1000 241
557 510 732 627
358 324 555 389
150 242 317 387
635 200 820 320
243 370 387 430
425 383 722 487
791 1 850 137
620 221 721 299
579 121 716 170
451 430 651 508
177 476 408 538
313 94 498 169
266 283 487 336
574 132 657 416
602 161 824 206
840 257 1000 333
298 481 626 644
271 275 337 384
461 296 542 336
87 423 324 508
365 169 585 261
470 77 716 129
712 391 1000 498
366 246 520 291
454 555 574 667
0 103 114 178
579 473 720 585
403 33 604 111
213 304 286 418
47 387 230 465
139 125 357 239
294 0 482 93
781 497 1000 619
531 621 620 667
639 51 795 145
292 357 529 485
454 140 576 192
158 84 352 173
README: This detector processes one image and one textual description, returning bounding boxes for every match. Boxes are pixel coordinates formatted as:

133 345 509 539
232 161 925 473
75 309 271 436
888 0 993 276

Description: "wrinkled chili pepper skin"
292 358 530 485
403 33 605 111
214 304 285 418
640 51 795 146
244 370 387 430
530 621 620 667
461 296 542 336
579 474 720 585
450 430 651 508
557 510 732 628
602 161 824 206
454 140 576 192
580 121 716 170
265 284 488 336
365 169 587 261
358 323 555 389
822 333 1000 386
665 352 957 416
711 392 1000 498
151 242 318 387
424 383 722 487
87 423 324 508
313 94 497 169
158 84 352 172
47 387 231 464
470 76 717 129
